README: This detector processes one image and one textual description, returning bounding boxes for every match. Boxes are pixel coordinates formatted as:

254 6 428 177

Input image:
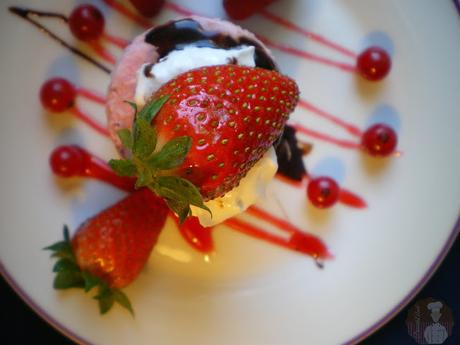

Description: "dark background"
1 235 458 345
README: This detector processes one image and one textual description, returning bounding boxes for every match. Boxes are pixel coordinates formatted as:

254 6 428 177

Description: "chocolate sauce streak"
276 125 308 181
145 19 277 71
8 7 111 74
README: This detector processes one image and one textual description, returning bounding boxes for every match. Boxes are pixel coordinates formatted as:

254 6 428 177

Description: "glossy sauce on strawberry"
144 18 277 71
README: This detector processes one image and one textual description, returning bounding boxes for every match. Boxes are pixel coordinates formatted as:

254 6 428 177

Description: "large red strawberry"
154 65 298 197
109 65 299 222
45 188 168 314
129 0 165 17
223 0 276 20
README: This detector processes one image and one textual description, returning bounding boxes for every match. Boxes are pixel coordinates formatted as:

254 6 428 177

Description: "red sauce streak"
258 36 356 73
339 189 368 209
88 41 117 65
76 87 106 105
225 217 331 259
246 206 331 258
171 214 214 253
275 174 307 188
292 123 361 150
70 108 109 137
58 147 328 259
298 99 362 137
102 0 152 29
259 10 357 59
102 32 129 49
70 146 136 192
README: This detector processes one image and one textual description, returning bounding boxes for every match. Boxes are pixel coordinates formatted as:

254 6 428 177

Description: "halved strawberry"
223 0 276 20
45 188 168 314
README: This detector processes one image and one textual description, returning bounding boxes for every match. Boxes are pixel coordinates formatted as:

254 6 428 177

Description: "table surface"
1 234 458 345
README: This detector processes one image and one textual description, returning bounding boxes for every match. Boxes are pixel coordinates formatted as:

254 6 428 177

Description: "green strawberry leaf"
113 289 134 316
133 118 157 159
82 271 102 292
153 176 211 216
147 136 192 170
137 95 169 123
53 270 84 289
44 240 69 253
117 128 133 150
109 159 137 177
124 100 138 114
63 225 70 242
53 258 79 273
135 167 153 188
94 285 115 315
164 198 191 224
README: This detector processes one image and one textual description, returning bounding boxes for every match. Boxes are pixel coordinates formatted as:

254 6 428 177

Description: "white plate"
1 0 460 344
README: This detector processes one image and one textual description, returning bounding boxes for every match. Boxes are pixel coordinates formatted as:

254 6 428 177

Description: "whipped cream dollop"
191 147 277 227
135 46 255 106
135 45 277 226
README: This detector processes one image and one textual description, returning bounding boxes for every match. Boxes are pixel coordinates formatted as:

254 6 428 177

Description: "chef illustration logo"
406 298 454 344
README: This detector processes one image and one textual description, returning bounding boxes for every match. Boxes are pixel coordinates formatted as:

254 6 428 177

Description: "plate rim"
1 216 459 345
2 1 460 344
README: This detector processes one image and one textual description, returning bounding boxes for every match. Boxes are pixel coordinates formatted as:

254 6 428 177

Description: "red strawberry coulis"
50 145 330 259
10 2 400 266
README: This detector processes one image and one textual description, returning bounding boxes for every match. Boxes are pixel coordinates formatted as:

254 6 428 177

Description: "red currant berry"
69 4 105 41
357 46 391 81
40 78 76 113
361 124 398 157
50 146 85 177
307 177 340 209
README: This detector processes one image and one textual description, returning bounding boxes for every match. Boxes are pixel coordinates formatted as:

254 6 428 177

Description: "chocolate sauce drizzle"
145 19 277 71
8 7 111 74
276 125 308 181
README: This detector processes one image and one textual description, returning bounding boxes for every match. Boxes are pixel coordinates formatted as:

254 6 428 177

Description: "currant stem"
88 41 117 65
71 107 110 137
76 87 106 105
101 0 151 29
258 36 357 73
259 9 357 59
293 123 361 150
102 32 129 48
297 99 362 137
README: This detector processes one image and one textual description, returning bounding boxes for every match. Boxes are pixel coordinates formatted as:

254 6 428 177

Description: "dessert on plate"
106 16 299 226
46 14 301 314
9 1 395 315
